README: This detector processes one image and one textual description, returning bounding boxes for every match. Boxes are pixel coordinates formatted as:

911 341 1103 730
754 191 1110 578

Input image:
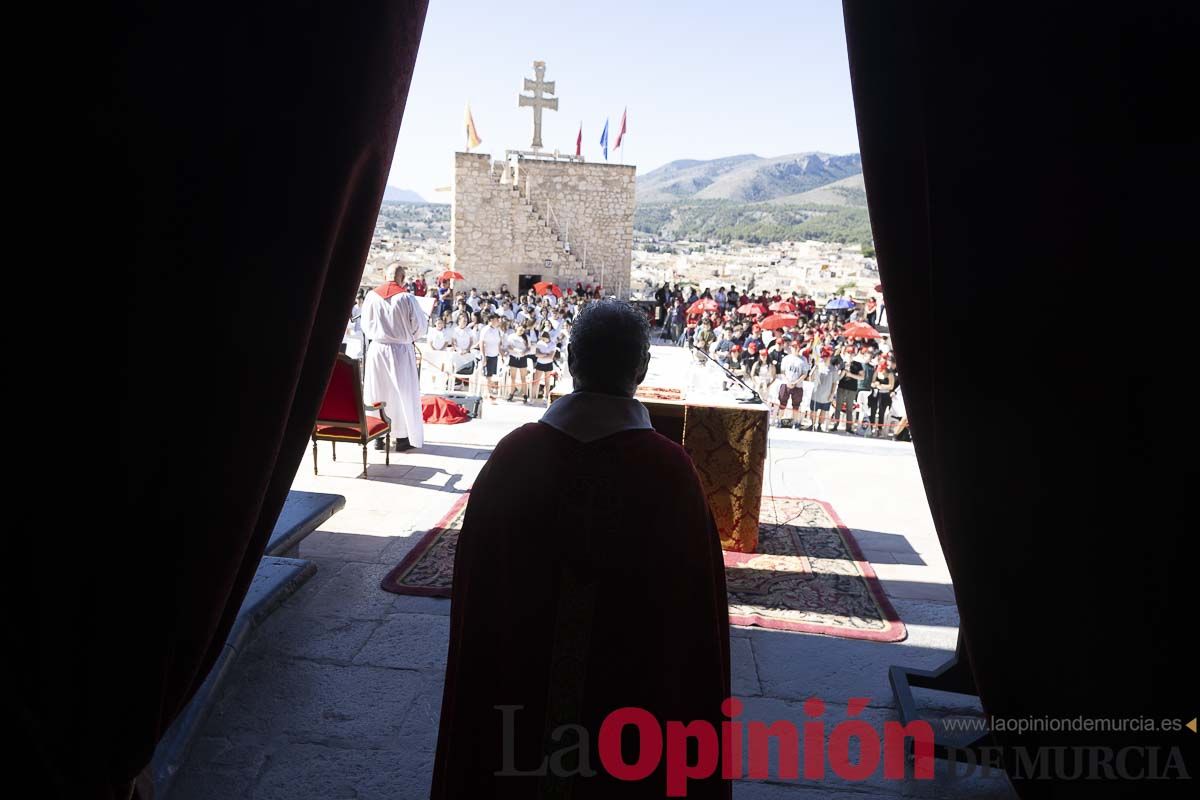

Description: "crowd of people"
651 282 903 437
348 275 905 438
352 278 610 406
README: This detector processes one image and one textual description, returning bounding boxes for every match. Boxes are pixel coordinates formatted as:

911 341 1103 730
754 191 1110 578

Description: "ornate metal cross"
518 61 558 150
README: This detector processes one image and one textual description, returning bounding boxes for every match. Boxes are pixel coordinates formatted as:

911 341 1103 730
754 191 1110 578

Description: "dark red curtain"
18 3 429 797
843 2 1195 795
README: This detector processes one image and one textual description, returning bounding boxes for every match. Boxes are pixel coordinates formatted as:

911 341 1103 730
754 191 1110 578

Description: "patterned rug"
725 497 905 641
380 494 906 642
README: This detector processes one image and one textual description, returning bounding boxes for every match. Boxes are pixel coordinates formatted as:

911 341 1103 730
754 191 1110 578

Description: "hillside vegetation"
635 200 872 247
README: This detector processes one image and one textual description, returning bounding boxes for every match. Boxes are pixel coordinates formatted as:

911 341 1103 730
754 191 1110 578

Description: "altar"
552 346 769 552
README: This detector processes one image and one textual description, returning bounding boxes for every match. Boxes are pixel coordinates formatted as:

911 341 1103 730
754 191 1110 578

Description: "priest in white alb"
361 263 429 452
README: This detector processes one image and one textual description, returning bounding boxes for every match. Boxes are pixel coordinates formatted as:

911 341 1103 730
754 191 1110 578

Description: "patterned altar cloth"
681 404 768 553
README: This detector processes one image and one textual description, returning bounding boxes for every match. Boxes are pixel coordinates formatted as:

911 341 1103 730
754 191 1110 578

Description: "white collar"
539 391 653 443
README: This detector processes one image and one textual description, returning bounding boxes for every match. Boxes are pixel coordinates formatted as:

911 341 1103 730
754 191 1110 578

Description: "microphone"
691 342 763 405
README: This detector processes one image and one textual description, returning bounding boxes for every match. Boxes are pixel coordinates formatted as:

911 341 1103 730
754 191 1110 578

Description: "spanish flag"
464 103 482 150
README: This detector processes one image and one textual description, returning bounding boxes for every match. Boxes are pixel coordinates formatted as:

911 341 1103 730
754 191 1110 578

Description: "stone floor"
172 348 1015 800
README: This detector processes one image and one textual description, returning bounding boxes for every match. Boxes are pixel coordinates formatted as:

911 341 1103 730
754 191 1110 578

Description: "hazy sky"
388 0 860 201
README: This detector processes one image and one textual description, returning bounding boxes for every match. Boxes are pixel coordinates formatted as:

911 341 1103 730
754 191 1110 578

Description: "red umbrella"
759 313 800 331
737 302 769 317
687 298 719 315
768 300 796 313
440 270 465 282
533 281 563 297
842 322 881 339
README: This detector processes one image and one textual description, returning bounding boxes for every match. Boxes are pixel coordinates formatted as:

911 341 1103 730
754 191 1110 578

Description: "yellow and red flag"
464 103 482 150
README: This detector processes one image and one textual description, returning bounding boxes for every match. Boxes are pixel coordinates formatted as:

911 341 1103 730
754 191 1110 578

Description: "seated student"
428 316 449 349
432 300 731 800
450 313 477 380
425 317 451 390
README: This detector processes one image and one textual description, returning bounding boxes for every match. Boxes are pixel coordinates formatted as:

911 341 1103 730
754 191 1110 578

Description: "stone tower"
451 151 636 297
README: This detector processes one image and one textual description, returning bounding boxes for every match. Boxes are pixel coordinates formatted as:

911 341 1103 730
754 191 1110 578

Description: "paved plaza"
172 347 1014 799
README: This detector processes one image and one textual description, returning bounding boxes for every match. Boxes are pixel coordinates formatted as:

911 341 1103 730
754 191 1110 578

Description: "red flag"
575 123 582 157
615 107 627 149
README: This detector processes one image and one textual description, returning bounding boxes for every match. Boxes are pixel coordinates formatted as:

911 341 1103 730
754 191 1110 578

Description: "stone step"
149 556 319 798
266 490 346 557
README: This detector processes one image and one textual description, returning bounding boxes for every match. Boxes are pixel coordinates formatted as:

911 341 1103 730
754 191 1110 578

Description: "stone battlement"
451 151 634 296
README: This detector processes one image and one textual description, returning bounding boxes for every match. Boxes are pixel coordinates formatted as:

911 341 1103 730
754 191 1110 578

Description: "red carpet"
380 494 906 642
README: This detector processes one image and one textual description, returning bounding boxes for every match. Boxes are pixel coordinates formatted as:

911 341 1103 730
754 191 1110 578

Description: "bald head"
389 262 406 284
567 300 651 397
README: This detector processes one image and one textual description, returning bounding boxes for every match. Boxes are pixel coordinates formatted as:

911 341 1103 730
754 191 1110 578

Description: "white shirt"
466 295 481 312
535 340 557 364
505 332 527 357
452 326 475 353
478 325 502 357
780 354 808 386
429 327 449 350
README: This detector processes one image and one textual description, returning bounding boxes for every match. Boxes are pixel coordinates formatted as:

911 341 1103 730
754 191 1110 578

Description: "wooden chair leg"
361 443 368 477
312 440 318 475
385 434 390 466
332 441 337 461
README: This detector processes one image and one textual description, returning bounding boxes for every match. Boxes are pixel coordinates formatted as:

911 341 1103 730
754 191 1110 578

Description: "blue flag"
600 118 609 160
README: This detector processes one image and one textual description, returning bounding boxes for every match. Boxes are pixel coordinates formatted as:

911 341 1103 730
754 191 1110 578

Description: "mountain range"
636 152 864 204
770 172 866 207
382 186 426 203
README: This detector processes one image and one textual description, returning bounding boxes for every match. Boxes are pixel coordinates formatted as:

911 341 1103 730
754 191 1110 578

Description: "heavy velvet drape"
17 3 1195 798
19 3 429 797
843 2 1195 795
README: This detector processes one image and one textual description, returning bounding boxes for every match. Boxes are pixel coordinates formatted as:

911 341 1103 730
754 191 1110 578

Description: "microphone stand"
690 340 763 404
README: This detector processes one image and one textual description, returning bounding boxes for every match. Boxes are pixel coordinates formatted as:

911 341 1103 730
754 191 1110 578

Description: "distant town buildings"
363 200 876 302
629 239 878 300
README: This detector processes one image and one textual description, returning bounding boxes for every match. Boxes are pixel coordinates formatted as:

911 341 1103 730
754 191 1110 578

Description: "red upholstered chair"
312 354 391 476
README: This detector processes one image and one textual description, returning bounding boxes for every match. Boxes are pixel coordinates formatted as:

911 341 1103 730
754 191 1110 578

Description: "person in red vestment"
431 300 732 800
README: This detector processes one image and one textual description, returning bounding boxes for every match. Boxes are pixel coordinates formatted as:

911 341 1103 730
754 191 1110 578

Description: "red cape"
373 281 408 299
421 395 469 424
432 423 731 799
